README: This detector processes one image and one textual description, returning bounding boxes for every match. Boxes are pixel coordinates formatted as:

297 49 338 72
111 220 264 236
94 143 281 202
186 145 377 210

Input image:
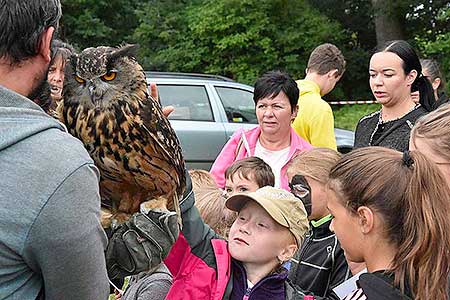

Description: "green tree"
136 0 347 88
60 0 140 49
308 0 450 99
133 0 197 70
416 4 450 92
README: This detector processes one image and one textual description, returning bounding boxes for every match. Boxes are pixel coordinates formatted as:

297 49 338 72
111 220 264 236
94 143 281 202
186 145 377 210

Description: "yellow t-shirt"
292 80 337 150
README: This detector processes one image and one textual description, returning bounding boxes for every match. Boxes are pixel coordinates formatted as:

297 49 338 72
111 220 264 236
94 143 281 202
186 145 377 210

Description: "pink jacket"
210 126 312 191
164 234 230 300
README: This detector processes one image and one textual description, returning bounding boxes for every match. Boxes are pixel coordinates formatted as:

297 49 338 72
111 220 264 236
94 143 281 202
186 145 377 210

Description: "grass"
332 104 380 131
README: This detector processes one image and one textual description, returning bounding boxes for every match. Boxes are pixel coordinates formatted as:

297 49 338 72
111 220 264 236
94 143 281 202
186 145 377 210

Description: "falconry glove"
105 209 179 280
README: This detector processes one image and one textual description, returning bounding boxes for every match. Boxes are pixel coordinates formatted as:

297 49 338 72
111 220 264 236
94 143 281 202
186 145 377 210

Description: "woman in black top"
354 40 433 151
327 147 450 300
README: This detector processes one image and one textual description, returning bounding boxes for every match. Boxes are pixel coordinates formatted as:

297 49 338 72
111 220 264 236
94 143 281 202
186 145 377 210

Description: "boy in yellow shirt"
292 43 346 150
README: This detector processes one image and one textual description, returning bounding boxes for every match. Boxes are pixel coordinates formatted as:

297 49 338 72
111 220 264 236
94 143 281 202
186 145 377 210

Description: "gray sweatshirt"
0 86 109 300
122 264 172 300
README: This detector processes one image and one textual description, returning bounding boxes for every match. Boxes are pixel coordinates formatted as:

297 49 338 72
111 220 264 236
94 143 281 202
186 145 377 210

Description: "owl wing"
141 93 186 197
98 92 186 213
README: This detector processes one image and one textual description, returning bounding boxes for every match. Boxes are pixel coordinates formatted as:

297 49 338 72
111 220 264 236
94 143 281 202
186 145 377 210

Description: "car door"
212 84 258 140
156 83 228 170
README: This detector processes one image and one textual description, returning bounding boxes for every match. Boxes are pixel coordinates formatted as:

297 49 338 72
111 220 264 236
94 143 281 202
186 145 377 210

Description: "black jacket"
354 105 428 152
434 92 449 109
344 271 412 300
288 219 350 300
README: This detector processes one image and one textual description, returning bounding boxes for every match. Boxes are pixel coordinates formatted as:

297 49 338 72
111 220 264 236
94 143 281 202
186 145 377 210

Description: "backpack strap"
234 135 244 160
234 132 251 160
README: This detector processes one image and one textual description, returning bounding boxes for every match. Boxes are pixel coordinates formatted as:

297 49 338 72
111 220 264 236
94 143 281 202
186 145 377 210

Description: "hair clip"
402 151 414 168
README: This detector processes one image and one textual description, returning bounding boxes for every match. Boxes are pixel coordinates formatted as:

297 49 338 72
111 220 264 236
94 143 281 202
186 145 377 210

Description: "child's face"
289 175 328 221
228 200 295 269
47 55 65 100
305 177 329 220
224 173 260 199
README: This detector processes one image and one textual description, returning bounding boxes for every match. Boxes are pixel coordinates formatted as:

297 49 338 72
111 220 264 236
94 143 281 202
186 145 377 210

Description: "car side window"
157 84 214 121
215 87 257 124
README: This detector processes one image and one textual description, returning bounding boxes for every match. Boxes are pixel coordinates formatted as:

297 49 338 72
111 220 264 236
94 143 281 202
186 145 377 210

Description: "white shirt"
254 139 290 188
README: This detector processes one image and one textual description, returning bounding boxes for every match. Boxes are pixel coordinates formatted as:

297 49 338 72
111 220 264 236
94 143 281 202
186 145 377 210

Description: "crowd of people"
1 0 450 300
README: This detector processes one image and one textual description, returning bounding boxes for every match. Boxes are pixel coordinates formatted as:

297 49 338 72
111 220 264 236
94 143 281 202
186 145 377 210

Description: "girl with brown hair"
410 103 450 183
327 147 450 299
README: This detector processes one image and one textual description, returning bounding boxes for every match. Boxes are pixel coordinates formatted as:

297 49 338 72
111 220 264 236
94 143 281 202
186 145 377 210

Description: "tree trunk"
371 0 406 48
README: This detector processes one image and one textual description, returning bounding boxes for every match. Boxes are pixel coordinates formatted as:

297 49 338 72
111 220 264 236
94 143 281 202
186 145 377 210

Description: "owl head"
63 44 147 109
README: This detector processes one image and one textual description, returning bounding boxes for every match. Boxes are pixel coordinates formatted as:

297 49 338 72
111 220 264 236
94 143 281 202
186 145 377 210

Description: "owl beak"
88 83 101 106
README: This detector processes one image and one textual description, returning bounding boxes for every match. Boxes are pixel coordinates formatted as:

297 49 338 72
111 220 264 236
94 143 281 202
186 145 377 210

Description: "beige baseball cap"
225 186 309 247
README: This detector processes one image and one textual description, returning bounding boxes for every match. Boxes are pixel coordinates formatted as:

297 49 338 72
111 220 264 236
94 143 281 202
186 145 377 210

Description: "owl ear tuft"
109 44 139 62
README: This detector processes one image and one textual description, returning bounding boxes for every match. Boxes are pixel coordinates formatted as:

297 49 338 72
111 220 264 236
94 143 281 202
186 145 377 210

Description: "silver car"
146 72 354 170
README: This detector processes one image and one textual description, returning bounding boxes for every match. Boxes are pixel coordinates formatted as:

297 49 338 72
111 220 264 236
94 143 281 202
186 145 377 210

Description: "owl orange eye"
74 75 85 84
101 71 117 81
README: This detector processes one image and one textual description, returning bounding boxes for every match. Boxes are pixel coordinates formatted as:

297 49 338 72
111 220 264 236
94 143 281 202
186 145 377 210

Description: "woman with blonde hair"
410 103 450 182
327 147 450 299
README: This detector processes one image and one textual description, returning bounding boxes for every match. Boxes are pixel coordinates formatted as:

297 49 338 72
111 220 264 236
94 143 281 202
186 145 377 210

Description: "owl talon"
101 208 113 228
113 212 132 226
140 197 169 214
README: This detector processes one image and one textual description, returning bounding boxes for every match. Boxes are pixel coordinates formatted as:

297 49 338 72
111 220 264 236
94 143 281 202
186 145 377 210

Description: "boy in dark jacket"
287 148 350 299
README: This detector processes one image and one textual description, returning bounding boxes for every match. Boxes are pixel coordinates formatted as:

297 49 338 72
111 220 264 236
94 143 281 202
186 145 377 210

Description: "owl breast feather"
61 94 186 214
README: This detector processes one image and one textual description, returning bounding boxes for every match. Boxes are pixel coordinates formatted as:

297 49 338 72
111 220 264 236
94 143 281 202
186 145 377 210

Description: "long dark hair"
378 40 435 111
329 147 450 299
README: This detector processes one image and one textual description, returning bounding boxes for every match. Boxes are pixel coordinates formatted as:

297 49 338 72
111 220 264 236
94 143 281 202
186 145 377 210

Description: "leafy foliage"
60 0 140 50
59 0 449 101
415 4 450 93
135 0 346 87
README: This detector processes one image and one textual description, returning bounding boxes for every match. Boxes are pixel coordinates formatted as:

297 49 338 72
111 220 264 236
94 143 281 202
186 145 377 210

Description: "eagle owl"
56 44 185 227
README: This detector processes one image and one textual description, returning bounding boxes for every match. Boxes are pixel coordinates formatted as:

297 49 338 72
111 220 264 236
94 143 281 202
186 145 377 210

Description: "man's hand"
149 82 174 117
149 82 159 103
162 106 174 117
105 210 179 280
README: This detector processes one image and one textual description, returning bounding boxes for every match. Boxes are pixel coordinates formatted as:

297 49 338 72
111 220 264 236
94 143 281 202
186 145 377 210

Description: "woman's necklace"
380 103 419 123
